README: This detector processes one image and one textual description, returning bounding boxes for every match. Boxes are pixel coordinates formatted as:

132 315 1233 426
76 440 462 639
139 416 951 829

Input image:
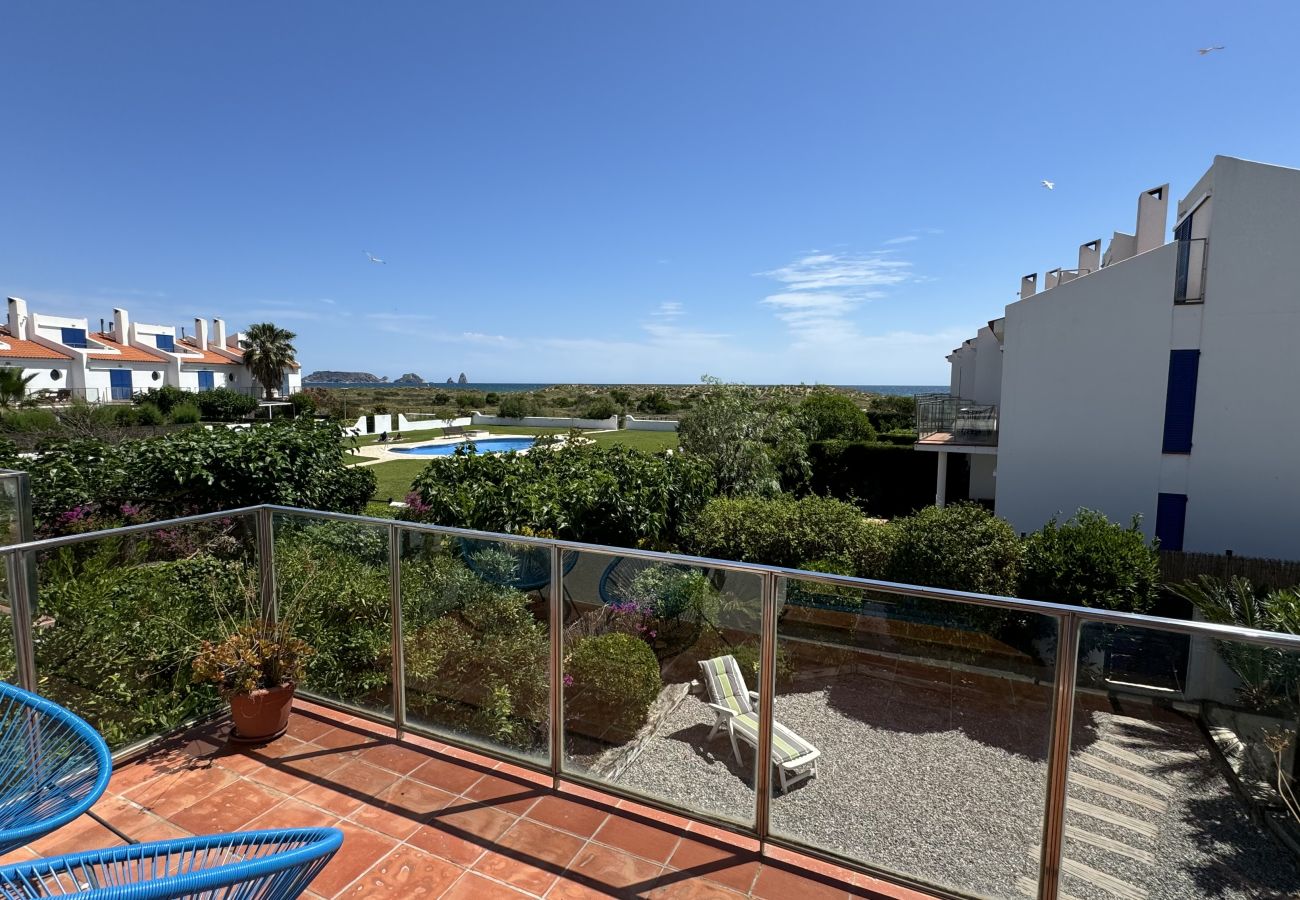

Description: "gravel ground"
610 672 1300 900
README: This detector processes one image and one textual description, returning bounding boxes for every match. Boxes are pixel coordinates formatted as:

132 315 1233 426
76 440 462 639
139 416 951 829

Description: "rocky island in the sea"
303 371 387 384
393 373 425 386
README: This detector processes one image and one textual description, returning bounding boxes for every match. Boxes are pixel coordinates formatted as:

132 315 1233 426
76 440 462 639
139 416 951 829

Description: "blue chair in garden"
0 681 111 854
0 827 343 899
459 538 577 592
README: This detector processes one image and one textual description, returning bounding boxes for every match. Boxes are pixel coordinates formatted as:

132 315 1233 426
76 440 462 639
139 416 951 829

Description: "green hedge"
565 633 661 741
808 440 935 518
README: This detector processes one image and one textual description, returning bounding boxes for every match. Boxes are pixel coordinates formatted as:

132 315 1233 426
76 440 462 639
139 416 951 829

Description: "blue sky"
3 2 1297 384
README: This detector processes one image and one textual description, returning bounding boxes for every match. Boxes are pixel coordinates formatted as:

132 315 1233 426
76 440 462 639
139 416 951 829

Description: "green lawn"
358 427 679 500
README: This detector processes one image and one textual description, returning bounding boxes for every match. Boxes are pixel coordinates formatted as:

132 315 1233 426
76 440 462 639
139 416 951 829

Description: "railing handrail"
5 501 1300 652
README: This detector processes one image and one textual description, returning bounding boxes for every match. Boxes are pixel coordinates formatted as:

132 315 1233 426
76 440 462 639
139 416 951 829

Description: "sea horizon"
305 382 947 397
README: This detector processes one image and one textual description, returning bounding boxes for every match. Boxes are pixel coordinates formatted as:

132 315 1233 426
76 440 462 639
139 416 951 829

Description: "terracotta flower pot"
229 682 296 742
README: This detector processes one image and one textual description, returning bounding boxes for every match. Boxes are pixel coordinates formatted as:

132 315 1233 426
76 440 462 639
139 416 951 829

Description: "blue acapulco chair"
0 827 344 899
0 681 111 855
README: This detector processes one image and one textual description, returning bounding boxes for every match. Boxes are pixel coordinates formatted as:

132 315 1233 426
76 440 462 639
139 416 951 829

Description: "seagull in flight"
365 251 386 265
1197 45 1225 55
1041 180 1055 191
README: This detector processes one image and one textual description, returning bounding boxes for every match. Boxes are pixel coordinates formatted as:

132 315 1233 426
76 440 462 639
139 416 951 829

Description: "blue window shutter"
1155 493 1188 551
1162 350 1200 453
60 328 87 348
155 334 175 352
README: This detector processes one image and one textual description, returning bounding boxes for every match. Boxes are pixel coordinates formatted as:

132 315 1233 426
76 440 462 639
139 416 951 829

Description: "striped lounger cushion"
729 712 815 765
700 656 752 715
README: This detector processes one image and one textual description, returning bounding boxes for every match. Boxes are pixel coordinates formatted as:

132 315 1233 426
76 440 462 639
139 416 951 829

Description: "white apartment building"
918 155 1300 559
1 297 301 402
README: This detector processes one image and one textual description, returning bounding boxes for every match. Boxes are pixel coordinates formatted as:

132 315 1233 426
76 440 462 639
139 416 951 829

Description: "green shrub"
290 392 317 415
131 403 165 426
866 394 916 433
797 390 876 442
133 385 189 415
197 388 258 422
686 495 894 578
497 394 537 419
730 641 795 688
484 392 500 405
637 391 675 414
565 633 661 740
169 402 201 424
581 397 618 420
0 409 60 433
875 431 917 446
406 442 713 549
808 440 936 518
1020 510 1159 612
887 503 1022 595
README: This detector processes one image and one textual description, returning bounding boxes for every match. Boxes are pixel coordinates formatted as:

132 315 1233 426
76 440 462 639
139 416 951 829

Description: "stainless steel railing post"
255 507 277 624
548 544 564 788
389 523 406 737
5 549 37 692
754 570 779 841
1038 613 1081 900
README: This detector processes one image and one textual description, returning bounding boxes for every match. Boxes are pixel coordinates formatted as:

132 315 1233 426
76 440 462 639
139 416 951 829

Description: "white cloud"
757 250 916 346
652 301 684 319
883 235 919 245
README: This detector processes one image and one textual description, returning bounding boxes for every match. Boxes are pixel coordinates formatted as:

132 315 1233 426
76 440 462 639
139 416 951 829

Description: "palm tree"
0 368 36 409
240 323 298 401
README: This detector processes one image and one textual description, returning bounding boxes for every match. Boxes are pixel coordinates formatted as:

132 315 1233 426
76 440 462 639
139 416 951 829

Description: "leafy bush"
1020 510 1159 612
169 402 201 424
637 390 675 414
808 440 936 518
581 397 618 420
677 379 808 497
730 641 795 688
134 385 189 415
797 390 876 443
131 403 165 426
497 394 537 419
290 392 317 415
0 409 60 433
484 392 500 405
565 633 661 740
866 394 916 433
874 431 917 446
686 495 894 578
197 388 258 421
887 503 1022 595
406 442 713 549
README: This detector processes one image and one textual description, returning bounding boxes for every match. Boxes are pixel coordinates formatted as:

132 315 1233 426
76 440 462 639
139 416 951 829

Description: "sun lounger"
698 655 820 791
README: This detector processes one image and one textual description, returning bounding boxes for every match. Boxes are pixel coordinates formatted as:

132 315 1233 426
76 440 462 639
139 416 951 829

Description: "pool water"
391 437 536 456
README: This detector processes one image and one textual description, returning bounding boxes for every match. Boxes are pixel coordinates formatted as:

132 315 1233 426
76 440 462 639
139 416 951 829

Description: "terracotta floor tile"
168 779 284 834
27 816 122 857
461 773 543 816
107 749 189 793
683 821 760 853
278 742 354 779
286 712 338 743
614 799 693 831
408 755 489 795
246 797 341 831
336 844 463 898
493 759 551 785
646 874 749 899
307 823 399 897
593 815 684 864
852 872 939 900
310 726 372 753
410 804 516 866
357 740 429 775
472 819 586 895
558 843 663 895
124 763 238 817
0 847 38 867
442 872 534 899
296 760 401 815
129 818 193 843
665 837 760 893
525 794 610 838
751 863 852 900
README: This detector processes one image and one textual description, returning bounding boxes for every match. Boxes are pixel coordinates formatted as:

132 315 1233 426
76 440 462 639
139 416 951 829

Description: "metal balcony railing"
915 394 998 446
0 473 1297 900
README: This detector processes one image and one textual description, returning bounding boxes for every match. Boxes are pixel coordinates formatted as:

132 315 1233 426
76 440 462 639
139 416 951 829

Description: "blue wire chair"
459 538 577 592
0 827 344 899
0 681 111 855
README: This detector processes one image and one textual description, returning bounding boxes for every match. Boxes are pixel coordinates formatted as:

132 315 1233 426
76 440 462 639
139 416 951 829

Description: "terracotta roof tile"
176 338 242 366
0 327 73 361
86 333 168 363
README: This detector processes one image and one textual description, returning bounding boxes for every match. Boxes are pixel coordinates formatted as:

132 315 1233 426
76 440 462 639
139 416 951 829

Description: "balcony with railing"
0 469 1298 899
915 394 998 449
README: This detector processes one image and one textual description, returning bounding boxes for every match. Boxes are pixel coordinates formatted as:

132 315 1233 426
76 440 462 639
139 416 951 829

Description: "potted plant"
193 621 312 742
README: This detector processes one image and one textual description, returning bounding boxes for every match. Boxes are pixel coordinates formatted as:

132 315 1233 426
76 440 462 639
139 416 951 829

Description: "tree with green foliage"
240 323 298 400
197 387 259 421
0 368 36 409
867 394 918 433
1019 510 1159 612
887 503 1022 595
797 389 877 443
497 394 536 419
581 397 618 420
677 377 808 497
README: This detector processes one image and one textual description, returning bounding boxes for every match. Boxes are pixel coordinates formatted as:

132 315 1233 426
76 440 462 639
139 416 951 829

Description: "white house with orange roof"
4 297 301 402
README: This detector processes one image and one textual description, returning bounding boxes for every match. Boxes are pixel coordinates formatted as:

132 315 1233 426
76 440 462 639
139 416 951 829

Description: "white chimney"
113 308 131 343
1078 239 1101 274
1020 273 1037 299
1135 184 1169 254
1104 231 1137 266
213 318 228 348
6 297 28 340
1045 268 1062 291
194 317 209 351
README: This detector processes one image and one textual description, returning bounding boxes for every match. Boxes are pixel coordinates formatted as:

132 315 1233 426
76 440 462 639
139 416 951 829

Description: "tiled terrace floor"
4 701 938 899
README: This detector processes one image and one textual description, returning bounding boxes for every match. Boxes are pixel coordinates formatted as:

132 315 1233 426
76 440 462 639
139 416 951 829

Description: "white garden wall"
470 413 618 430
624 416 679 432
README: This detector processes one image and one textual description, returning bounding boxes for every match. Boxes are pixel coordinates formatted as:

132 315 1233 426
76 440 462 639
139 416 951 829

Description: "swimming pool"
391 437 536 457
